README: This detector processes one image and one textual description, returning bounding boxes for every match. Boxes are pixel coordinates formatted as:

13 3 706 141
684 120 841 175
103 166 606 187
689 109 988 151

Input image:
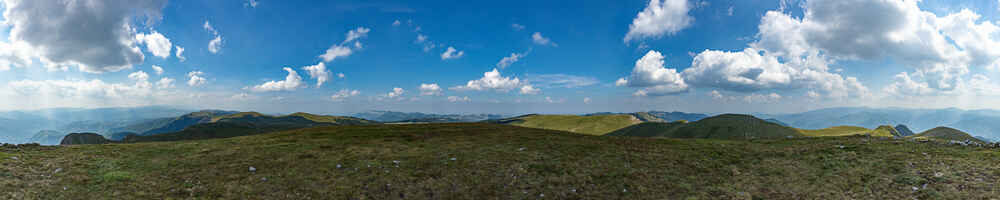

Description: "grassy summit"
909 127 984 143
495 114 641 135
4 123 1000 199
609 114 801 139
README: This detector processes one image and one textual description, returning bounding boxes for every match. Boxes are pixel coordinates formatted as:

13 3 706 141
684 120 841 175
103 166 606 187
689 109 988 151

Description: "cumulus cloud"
452 68 539 95
134 31 173 59
624 0 693 42
156 77 174 89
616 50 689 96
448 96 471 102
520 85 540 95
187 71 207 87
545 96 565 103
249 67 305 92
2 0 168 73
302 62 331 87
343 27 371 44
204 21 224 54
496 52 525 69
331 89 360 101
0 41 33 71
752 0 1000 95
386 87 405 98
419 83 442 96
319 27 370 62
531 32 557 47
175 46 186 61
583 97 592 104
393 20 402 26
441 46 465 60
151 65 164 75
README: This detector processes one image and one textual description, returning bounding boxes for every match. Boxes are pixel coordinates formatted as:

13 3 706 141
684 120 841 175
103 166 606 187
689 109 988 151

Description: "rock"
450 157 457 161
54 168 62 173
261 177 267 181
10 156 17 160
249 166 257 172
518 147 526 151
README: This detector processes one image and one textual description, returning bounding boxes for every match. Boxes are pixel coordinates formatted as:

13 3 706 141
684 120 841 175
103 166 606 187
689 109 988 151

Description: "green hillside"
495 114 640 135
59 133 110 145
5 123 1000 199
798 126 872 137
605 121 688 137
124 112 375 143
908 127 984 143
872 125 900 137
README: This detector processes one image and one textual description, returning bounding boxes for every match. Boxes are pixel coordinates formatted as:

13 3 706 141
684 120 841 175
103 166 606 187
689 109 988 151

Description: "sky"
2 0 1000 115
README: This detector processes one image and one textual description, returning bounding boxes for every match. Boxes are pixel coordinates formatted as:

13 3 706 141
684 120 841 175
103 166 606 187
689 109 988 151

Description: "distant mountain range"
0 106 192 144
759 107 1000 141
350 111 510 123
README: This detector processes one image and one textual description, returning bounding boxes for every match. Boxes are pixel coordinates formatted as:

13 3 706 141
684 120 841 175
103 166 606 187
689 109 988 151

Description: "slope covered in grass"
909 127 984 143
605 121 688 137
4 123 1000 199
124 112 376 142
496 114 640 135
798 126 872 137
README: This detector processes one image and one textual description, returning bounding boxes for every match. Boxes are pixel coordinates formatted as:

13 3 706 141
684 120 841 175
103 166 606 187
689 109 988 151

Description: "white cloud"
338 73 345 78
0 41 33 71
583 97 592 104
208 35 223 54
709 90 724 100
386 87 405 98
441 46 464 60
156 77 174 89
318 27 369 62
151 65 164 75
419 83 442 96
624 0 693 42
393 20 402 26
331 89 360 101
319 45 353 62
204 21 223 54
520 85 540 95
128 71 150 82
134 31 173 59
727 6 734 16
245 0 259 8
616 50 689 96
452 68 538 95
750 0 1000 96
544 96 565 103
249 67 305 92
416 34 429 43
2 0 168 73
532 32 557 47
343 27 371 44
302 62 331 87
187 71 207 87
511 23 526 31
175 46 186 62
448 96 471 102
525 74 599 88
496 52 525 69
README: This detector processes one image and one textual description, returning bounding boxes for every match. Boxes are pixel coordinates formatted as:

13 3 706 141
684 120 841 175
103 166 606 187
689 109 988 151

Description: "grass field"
501 114 640 135
798 126 873 137
5 123 1000 199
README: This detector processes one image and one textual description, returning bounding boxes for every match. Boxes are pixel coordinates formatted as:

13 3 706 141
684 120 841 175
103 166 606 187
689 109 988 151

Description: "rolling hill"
5 123 998 199
123 112 375 142
607 114 801 139
797 126 873 137
908 127 984 143
142 110 238 135
492 114 642 135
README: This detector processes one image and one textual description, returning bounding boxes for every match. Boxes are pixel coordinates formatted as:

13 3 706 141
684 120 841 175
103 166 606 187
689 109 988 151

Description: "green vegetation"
872 125 901 137
606 121 688 137
496 114 640 135
798 126 872 137
123 112 375 143
4 123 1000 199
59 133 110 145
610 114 801 139
909 127 984 143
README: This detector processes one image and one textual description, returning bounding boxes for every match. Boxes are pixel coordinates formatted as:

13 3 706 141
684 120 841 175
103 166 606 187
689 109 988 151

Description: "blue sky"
2 0 1000 115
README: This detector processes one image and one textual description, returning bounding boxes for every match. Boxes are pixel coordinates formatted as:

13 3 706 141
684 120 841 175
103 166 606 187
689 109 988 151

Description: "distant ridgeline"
351 110 510 123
